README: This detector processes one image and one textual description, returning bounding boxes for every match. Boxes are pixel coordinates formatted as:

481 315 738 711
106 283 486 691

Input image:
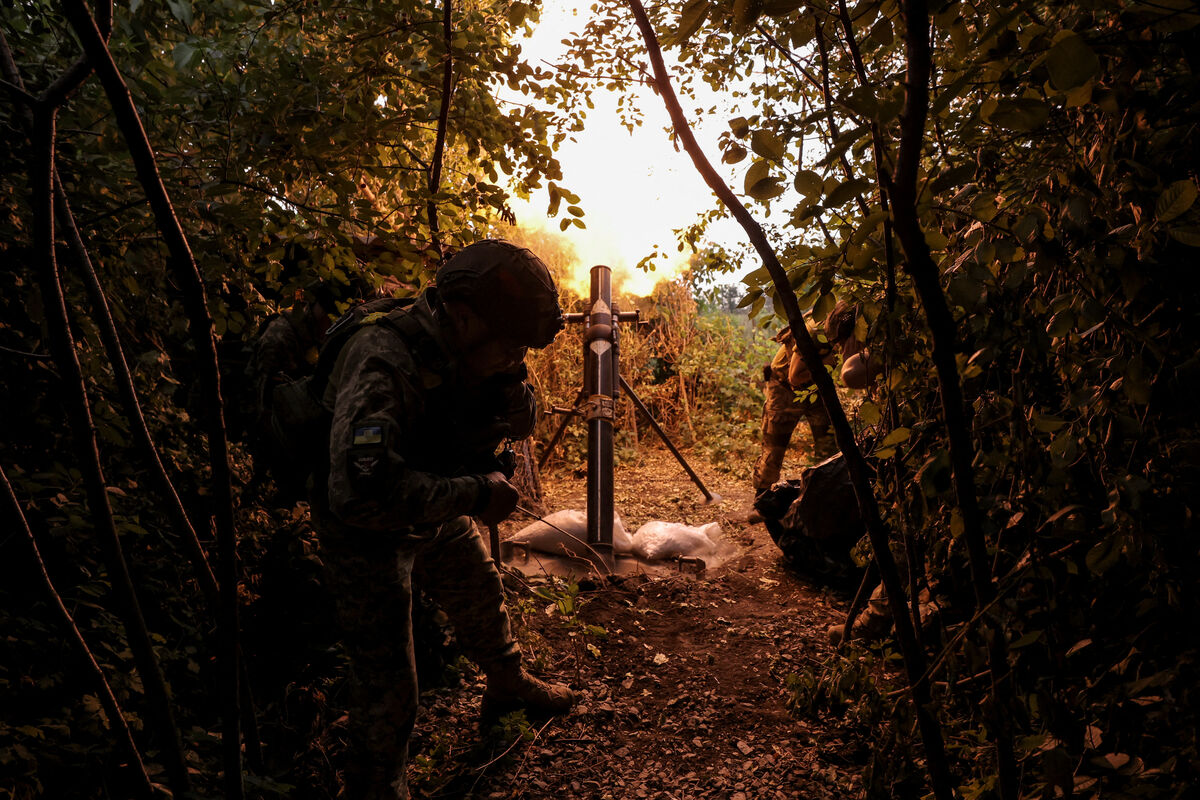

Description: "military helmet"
436 239 564 348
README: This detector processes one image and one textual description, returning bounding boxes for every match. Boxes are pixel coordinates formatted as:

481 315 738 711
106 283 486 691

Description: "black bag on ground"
754 453 867 581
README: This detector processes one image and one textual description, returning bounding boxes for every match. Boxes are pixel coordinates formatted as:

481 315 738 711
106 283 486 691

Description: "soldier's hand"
477 471 519 525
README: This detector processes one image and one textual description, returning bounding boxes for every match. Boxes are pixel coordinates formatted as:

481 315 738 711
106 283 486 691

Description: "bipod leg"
618 374 721 505
538 386 587 471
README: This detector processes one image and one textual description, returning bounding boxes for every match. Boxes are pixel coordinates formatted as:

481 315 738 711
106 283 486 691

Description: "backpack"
753 453 867 584
257 296 417 497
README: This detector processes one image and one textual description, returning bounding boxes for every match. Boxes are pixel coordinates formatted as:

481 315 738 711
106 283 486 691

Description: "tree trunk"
889 1 1018 795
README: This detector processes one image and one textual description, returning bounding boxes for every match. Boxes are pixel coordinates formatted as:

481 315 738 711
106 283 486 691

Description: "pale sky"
505 4 748 295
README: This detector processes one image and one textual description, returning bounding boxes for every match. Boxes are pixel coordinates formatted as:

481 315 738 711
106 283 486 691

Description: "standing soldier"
751 326 837 496
312 240 576 800
244 282 339 501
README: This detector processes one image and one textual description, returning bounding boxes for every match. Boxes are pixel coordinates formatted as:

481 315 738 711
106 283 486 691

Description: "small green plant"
531 577 608 682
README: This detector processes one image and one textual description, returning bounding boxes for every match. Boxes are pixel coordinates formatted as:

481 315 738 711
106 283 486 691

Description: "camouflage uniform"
752 335 836 493
311 290 533 800
247 308 324 422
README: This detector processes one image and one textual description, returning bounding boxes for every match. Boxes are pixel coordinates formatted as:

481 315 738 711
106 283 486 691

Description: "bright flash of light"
558 247 692 299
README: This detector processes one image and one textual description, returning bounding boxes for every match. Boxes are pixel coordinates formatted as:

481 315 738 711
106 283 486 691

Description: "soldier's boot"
827 587 893 646
481 668 577 725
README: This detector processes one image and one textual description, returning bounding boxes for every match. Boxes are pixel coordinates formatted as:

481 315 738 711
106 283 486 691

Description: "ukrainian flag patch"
352 425 384 445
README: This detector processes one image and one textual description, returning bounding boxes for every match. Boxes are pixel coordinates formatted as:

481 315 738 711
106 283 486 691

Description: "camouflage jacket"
246 308 322 419
318 290 533 534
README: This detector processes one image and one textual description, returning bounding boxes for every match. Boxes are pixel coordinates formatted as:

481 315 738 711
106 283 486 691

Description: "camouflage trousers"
316 514 520 800
752 379 836 492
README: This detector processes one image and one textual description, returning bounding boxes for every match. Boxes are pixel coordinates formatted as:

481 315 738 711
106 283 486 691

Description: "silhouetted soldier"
751 325 837 496
312 240 576 800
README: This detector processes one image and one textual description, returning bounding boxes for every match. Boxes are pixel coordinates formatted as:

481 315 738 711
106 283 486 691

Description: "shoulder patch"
352 425 384 445
361 311 389 325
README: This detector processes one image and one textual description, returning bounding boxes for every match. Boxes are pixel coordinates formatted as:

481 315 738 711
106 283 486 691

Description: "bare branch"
0 463 159 800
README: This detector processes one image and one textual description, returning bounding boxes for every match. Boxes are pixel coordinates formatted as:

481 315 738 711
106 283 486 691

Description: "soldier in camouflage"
751 326 837 495
247 284 336 424
311 240 576 800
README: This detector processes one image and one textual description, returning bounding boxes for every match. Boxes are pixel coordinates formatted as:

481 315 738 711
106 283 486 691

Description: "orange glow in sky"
507 4 746 298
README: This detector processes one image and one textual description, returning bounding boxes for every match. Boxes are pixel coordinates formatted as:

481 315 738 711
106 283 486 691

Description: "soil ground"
405 445 870 800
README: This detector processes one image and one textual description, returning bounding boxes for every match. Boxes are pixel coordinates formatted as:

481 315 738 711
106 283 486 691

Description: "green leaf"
729 116 750 138
841 86 880 119
930 72 973 117
924 229 950 251
793 169 823 197
879 427 911 448
811 291 835 323
826 178 870 208
858 401 882 425
761 0 804 16
166 0 194 26
1085 536 1121 575
988 98 1050 132
173 41 197 71
732 0 763 30
744 160 770 193
971 193 998 222
1168 226 1200 247
667 0 711 47
1011 629 1044 648
850 210 889 245
741 266 770 286
1031 411 1067 432
1156 180 1197 223
736 288 762 308
866 15 893 48
817 125 867 167
928 163 975 194
744 160 784 200
722 143 748 164
750 129 785 161
1046 32 1100 91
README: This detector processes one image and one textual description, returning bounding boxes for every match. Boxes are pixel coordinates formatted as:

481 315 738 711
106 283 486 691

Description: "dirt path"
407 447 867 799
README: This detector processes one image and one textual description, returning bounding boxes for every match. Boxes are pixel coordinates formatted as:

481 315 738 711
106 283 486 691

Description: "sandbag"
508 509 633 558
630 520 720 561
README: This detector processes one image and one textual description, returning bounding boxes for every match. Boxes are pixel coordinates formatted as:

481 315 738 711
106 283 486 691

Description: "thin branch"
427 0 454 261
0 463 159 800
55 171 219 603
0 76 39 106
0 343 53 360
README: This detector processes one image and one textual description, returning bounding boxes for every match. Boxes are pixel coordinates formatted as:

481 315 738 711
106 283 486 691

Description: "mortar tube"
584 265 615 568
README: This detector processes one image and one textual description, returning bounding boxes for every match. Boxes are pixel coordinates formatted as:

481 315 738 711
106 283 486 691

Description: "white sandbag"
630 520 721 561
508 509 633 557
